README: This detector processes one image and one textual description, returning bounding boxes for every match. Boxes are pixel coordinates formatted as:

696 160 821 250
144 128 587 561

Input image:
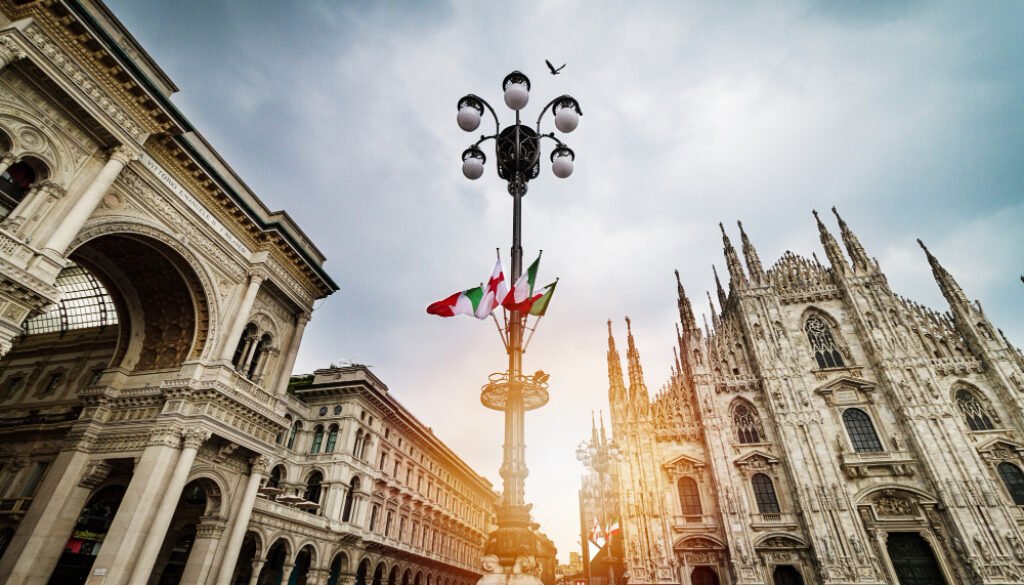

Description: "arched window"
287 420 303 450
343 476 360 522
247 333 272 380
305 471 323 505
353 429 365 458
267 465 284 489
311 425 324 454
360 435 372 461
998 463 1024 505
231 323 258 369
677 477 702 516
0 160 37 220
956 389 996 431
731 402 763 444
804 315 845 369
751 473 780 514
842 408 883 453
326 424 339 453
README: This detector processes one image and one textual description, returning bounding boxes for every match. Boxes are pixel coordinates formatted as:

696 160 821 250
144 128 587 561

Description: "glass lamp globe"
457 106 482 132
552 154 574 178
462 157 484 180
504 83 529 110
554 108 579 133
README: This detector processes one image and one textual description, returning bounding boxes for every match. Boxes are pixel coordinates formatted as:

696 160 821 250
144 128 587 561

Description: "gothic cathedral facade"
607 210 1024 585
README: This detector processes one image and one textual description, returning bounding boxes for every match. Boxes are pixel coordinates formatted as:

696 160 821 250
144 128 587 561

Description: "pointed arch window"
731 402 763 444
326 424 339 453
842 408 883 453
311 425 324 454
677 477 702 516
804 315 845 369
956 389 996 431
998 463 1024 505
751 473 780 514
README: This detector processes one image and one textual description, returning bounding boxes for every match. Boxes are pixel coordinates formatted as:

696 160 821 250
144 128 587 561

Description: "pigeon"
545 60 566 75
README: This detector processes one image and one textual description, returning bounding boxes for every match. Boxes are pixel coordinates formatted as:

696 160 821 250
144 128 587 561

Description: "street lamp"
456 72 582 572
576 415 625 585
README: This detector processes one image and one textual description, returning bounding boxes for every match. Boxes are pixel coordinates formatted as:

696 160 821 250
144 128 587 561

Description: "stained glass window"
956 389 995 431
751 473 780 514
842 408 883 452
732 402 763 444
804 315 845 369
998 463 1024 505
677 477 702 516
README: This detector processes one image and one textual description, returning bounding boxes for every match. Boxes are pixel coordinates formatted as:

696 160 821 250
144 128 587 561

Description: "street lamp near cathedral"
576 417 625 585
455 71 582 573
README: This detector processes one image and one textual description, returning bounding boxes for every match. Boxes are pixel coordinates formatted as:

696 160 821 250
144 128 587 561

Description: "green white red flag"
426 259 507 319
502 254 540 311
526 280 557 316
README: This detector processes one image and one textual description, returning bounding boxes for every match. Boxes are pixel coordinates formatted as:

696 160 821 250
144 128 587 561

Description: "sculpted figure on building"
608 212 1024 585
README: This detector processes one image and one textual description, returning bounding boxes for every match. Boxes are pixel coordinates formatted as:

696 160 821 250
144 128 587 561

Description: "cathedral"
606 212 1024 585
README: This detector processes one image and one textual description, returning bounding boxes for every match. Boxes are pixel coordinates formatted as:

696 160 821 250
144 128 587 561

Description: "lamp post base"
478 552 545 585
484 504 537 568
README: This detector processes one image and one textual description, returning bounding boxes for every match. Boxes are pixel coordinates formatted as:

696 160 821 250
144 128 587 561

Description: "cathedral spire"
918 239 969 309
712 265 728 309
719 222 747 289
737 220 766 283
607 320 627 405
706 290 722 332
813 209 849 274
831 206 871 272
675 269 698 333
625 317 650 407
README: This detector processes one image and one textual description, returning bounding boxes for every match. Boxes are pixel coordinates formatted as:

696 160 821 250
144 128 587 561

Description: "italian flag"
426 259 506 319
502 254 541 311
606 517 620 536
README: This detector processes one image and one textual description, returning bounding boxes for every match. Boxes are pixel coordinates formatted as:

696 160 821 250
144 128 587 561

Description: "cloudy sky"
109 0 1024 562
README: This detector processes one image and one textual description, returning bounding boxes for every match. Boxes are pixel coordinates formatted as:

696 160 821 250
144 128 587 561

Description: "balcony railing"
0 497 33 515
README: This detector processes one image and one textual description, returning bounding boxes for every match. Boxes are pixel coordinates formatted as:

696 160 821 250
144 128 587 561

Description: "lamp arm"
538 133 565 147
468 93 501 132
535 94 574 130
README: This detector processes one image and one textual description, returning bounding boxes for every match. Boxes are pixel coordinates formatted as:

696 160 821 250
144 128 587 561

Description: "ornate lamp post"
456 71 582 573
576 417 625 585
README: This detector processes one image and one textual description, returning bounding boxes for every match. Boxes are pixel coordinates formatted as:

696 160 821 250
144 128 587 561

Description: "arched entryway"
326 552 348 585
47 484 126 585
289 544 316 585
371 562 386 585
690 566 720 585
256 539 291 585
886 532 947 585
149 478 222 585
772 565 804 585
228 532 262 585
355 559 371 585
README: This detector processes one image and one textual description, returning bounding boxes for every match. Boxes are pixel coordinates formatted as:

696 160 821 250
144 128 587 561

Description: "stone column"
0 153 16 176
43 146 135 255
178 516 227 585
281 563 296 585
85 428 186 585
247 557 267 585
127 428 210 585
219 271 267 361
0 38 26 71
0 445 110 585
214 456 270 585
4 181 66 236
273 312 310 396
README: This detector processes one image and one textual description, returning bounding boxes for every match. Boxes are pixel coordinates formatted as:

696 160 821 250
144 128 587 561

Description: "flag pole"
492 312 509 350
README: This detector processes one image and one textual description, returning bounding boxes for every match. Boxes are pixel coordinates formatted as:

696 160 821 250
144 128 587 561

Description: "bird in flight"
546 60 566 75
